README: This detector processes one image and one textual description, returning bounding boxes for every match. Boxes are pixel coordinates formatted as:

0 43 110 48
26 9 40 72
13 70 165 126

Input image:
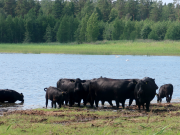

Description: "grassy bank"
0 40 180 55
1 103 180 134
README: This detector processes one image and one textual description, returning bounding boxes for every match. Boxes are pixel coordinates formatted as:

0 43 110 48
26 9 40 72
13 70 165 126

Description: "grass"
1 103 180 134
0 40 180 55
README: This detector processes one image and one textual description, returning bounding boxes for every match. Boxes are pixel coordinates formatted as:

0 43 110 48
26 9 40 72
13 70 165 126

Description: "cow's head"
152 78 159 89
61 91 68 99
19 93 24 102
74 78 85 93
127 79 138 92
156 93 160 103
135 80 149 99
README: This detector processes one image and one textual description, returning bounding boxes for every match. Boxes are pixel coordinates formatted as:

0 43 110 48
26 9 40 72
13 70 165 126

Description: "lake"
0 54 180 111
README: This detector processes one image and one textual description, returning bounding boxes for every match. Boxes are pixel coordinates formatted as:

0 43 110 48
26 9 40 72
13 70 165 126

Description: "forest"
0 0 180 43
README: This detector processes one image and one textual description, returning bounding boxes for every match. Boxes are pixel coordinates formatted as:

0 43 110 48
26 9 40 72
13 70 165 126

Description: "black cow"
44 86 67 108
134 77 158 111
0 89 24 103
57 78 86 107
157 84 173 103
81 80 91 106
89 78 138 109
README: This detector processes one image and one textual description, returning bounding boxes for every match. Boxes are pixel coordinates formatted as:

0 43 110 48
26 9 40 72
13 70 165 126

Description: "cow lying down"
0 89 24 103
44 86 67 108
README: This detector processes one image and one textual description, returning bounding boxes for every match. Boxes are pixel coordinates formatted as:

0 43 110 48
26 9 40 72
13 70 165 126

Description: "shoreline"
1 102 180 134
0 40 180 56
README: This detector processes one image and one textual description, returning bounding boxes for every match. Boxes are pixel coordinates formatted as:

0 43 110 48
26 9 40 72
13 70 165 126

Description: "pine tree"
44 24 52 42
57 15 69 42
18 16 25 42
86 13 99 42
41 0 53 16
77 0 94 19
116 0 125 19
125 0 138 21
79 14 89 42
52 0 63 19
3 0 16 17
24 9 38 42
97 0 111 22
6 15 15 42
108 8 118 22
62 1 74 16
15 0 28 17
149 2 160 22
68 16 79 42
34 0 41 16
0 15 6 42
112 18 124 40
121 20 135 40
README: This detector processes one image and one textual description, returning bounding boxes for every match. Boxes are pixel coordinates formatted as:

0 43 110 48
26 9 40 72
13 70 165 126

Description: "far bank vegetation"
0 0 180 43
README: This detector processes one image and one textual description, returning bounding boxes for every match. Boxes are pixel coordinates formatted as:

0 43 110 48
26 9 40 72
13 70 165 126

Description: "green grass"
0 40 180 55
1 103 180 134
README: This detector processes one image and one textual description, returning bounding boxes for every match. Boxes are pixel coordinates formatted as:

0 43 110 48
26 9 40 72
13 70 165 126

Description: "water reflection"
0 54 180 110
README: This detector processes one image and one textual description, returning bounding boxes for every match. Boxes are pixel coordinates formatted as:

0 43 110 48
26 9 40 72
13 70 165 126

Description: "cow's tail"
44 88 47 92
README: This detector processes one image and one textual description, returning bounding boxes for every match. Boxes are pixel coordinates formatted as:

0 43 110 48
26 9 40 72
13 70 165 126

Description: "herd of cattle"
44 77 173 111
0 77 173 111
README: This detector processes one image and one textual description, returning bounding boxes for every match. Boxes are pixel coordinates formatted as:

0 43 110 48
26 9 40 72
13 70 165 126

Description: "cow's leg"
108 100 113 107
78 100 81 107
90 101 94 107
54 102 57 108
142 103 144 110
95 99 99 107
166 95 170 103
122 101 125 109
69 98 73 107
72 100 75 105
136 100 140 110
115 99 119 109
83 98 87 106
129 98 133 106
160 98 162 103
58 102 61 108
61 101 64 105
169 94 172 103
90 98 94 107
146 102 150 111
46 98 48 108
135 100 138 105
65 100 68 105
138 104 141 110
101 100 105 108
51 101 53 108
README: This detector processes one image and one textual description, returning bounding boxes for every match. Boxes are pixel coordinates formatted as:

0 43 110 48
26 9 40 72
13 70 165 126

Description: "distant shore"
0 40 180 56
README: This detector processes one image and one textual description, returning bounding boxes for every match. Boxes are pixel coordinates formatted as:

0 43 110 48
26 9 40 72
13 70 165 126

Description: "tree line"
0 0 180 43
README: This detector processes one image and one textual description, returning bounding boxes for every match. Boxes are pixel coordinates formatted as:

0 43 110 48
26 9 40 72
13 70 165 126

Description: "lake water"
0 54 180 111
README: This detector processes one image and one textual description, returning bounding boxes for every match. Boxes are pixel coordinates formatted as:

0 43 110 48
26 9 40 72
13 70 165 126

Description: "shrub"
141 25 152 39
165 22 180 40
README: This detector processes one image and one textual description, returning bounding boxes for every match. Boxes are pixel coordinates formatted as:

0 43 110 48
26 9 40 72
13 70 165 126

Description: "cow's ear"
133 80 137 84
145 81 148 84
70 80 75 82
21 93 23 96
81 80 86 83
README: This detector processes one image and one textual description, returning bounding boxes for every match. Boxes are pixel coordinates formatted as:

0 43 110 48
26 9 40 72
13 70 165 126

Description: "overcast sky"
161 0 176 4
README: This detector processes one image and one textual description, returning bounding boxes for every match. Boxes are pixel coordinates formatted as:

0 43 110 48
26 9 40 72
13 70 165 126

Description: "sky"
163 0 173 4
161 0 175 4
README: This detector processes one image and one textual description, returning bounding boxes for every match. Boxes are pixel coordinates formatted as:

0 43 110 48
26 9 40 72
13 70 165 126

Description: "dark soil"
3 102 180 125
